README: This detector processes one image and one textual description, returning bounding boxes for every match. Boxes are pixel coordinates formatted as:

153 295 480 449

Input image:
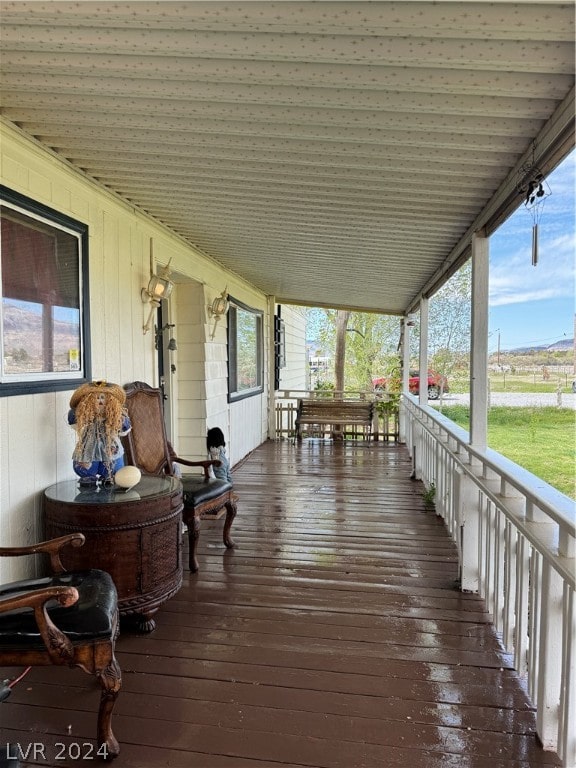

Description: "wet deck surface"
2 440 561 767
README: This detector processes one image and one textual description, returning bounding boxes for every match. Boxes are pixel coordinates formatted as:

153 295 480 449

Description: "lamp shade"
147 273 174 300
211 295 228 316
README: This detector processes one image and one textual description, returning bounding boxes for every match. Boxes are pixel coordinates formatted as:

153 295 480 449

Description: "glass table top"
44 474 181 504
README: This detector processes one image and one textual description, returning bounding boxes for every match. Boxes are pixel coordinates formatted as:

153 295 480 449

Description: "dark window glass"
0 187 90 396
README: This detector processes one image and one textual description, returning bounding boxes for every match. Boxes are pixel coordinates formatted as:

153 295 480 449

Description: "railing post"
372 407 379 442
536 562 563 751
559 584 575 767
455 467 480 593
411 422 421 480
514 534 530 677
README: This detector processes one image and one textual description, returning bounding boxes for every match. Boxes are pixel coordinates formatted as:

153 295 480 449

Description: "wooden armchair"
122 381 237 572
0 533 121 759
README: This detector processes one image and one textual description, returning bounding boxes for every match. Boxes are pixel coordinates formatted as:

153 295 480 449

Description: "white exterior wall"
278 304 308 392
0 125 271 580
173 281 208 460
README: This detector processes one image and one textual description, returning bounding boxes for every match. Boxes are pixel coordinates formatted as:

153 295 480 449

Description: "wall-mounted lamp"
207 287 229 339
208 288 229 318
141 263 174 304
142 257 174 334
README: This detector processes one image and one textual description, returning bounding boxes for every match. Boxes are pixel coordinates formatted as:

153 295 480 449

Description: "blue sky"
489 149 575 351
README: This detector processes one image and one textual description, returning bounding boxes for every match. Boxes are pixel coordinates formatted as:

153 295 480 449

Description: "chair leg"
223 500 237 549
187 516 201 572
96 654 121 760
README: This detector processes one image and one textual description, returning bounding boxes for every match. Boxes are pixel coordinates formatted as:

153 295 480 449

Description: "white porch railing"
403 395 575 767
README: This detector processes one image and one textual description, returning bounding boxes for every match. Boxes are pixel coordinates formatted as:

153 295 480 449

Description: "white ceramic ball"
114 465 142 488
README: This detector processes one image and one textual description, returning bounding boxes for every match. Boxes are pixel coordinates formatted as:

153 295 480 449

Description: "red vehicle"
373 370 449 400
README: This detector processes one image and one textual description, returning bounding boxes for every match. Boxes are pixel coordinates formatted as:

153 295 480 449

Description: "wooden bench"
295 399 378 442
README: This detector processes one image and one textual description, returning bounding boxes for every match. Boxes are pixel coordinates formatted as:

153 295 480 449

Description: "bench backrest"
297 399 373 421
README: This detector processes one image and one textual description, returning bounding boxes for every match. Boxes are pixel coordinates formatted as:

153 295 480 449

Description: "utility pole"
489 328 501 365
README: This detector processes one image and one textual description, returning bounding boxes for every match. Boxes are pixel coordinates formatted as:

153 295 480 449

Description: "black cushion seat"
0 569 117 647
181 476 233 506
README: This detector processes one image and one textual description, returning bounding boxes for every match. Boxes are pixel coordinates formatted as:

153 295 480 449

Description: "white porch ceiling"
1 1 574 315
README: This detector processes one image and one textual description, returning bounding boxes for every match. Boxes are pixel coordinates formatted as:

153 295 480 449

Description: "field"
448 369 574 395
438 405 576 500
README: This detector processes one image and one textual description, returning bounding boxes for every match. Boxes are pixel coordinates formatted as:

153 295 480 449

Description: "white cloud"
490 286 563 307
489 231 575 308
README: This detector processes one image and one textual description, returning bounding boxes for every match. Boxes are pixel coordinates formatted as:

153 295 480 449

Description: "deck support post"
399 316 412 443
418 298 429 408
470 231 489 450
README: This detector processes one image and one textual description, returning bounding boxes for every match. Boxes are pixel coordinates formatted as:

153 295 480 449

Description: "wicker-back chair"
0 534 121 759
122 381 237 572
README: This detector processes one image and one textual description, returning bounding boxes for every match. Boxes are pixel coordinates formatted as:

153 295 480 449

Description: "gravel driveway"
435 392 576 409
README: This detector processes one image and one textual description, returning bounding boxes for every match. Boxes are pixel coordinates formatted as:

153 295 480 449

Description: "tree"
334 310 350 395
305 261 472 399
308 308 400 391
429 262 471 357
408 262 472 394
343 313 400 389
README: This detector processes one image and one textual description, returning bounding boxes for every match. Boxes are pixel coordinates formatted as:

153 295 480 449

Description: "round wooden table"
44 475 183 632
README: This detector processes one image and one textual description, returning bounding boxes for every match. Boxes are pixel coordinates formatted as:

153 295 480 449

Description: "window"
227 298 263 401
0 187 90 396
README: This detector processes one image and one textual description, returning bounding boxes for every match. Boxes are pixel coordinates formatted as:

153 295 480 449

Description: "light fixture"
141 259 174 304
208 288 229 318
142 257 174 334
207 287 229 339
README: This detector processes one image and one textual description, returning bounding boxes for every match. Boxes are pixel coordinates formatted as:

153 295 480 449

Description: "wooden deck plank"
1 441 561 767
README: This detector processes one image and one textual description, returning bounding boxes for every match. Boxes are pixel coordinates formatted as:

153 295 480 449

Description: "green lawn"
438 405 576 500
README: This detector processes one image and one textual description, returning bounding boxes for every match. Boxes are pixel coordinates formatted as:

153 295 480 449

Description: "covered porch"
2 439 560 767
0 2 574 766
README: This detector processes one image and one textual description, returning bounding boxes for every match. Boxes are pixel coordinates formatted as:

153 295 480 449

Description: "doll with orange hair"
68 380 131 482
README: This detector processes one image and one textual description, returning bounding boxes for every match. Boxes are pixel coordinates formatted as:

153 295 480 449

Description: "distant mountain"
3 301 79 368
506 338 573 354
547 338 574 351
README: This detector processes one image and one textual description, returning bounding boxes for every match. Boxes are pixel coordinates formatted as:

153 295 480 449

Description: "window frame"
0 186 91 397
227 296 264 402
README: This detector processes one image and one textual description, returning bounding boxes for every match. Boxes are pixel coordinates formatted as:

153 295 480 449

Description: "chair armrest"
0 533 86 575
0 585 79 614
171 456 221 481
0 585 79 662
167 440 221 480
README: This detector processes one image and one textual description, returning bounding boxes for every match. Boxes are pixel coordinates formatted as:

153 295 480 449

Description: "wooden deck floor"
2 440 561 767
